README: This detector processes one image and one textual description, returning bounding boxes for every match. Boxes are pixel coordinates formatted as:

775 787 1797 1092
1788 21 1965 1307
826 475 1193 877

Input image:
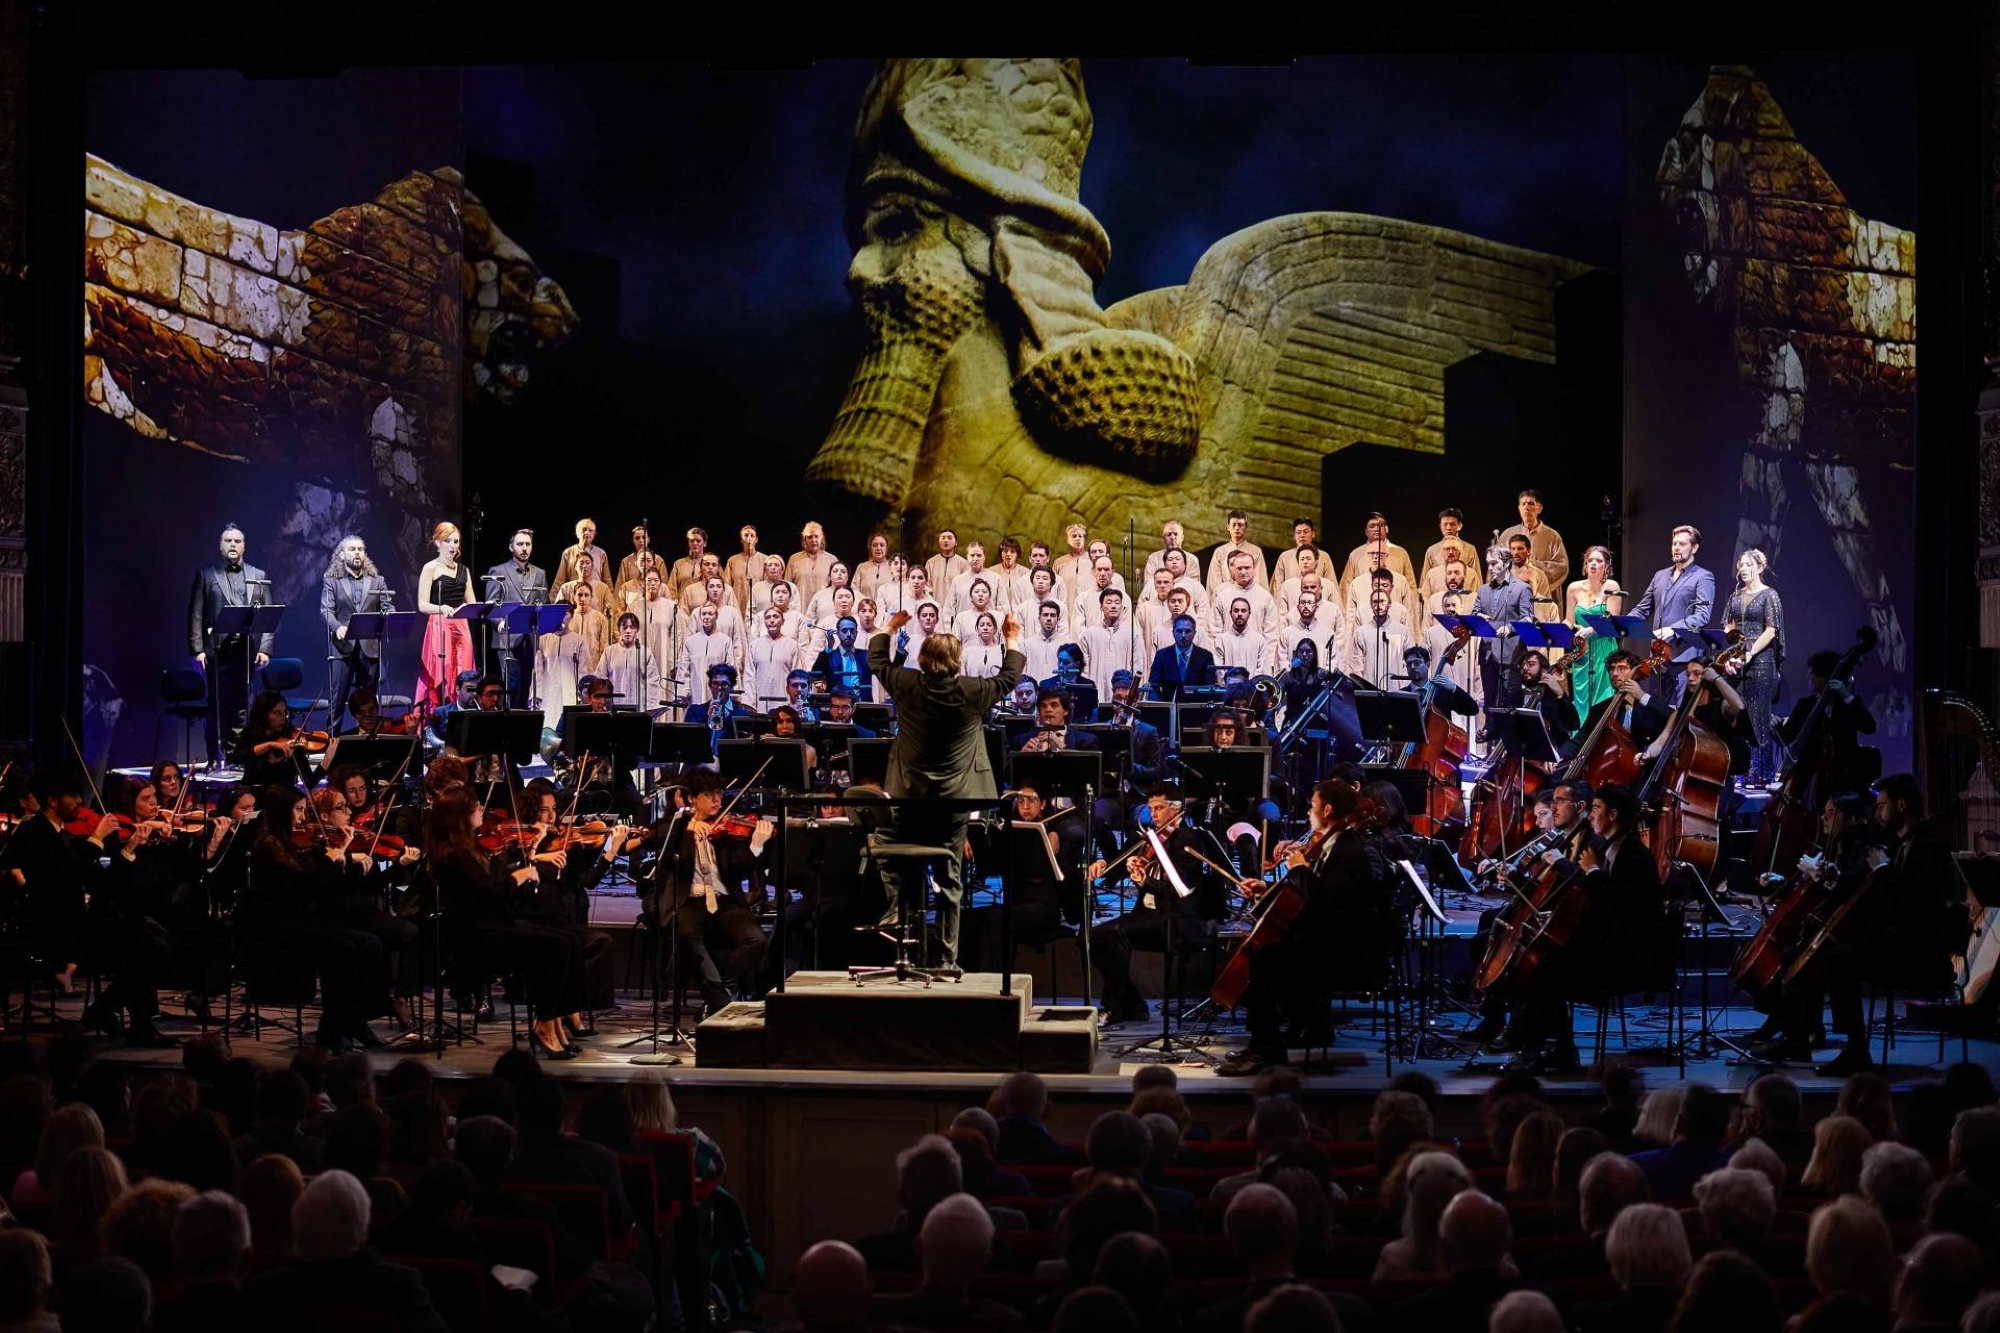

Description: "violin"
293 729 332 755
701 814 760 842
293 825 351 851
541 818 619 852
63 808 129 838
358 832 407 859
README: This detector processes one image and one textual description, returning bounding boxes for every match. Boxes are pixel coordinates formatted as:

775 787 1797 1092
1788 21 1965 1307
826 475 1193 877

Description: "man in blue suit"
1630 524 1716 703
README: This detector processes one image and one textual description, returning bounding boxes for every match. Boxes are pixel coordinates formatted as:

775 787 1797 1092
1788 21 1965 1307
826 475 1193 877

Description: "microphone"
245 578 272 586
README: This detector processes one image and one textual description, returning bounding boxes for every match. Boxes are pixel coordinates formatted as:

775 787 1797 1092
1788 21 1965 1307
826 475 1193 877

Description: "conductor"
867 607 1027 971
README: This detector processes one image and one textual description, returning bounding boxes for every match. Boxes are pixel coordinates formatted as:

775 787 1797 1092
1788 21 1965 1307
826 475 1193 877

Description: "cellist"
1215 777 1392 1077
1500 783 1674 1074
1741 790 1876 1064
1557 651 1669 769
1471 778 1595 1056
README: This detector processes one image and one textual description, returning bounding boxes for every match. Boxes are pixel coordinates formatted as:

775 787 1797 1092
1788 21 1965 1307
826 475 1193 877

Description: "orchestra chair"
1015 925 1089 1005
154 667 209 765
1575 930 1685 1076
1863 974 1968 1068
259 656 325 716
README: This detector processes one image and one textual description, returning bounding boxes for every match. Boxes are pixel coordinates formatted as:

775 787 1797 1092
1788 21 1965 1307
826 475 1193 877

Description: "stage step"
695 970 1099 1073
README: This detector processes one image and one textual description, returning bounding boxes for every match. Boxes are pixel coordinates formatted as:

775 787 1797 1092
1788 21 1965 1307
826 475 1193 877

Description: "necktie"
1178 649 1188 679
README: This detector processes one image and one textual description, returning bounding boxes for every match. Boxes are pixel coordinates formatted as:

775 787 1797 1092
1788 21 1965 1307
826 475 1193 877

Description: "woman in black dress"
232 691 312 790
1723 549 1787 787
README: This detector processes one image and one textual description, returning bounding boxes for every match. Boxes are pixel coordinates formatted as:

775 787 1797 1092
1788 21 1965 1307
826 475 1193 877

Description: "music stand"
1578 612 1653 645
853 702 894 734
848 738 891 787
1175 746 1270 815
1696 628 1734 654
446 708 543 762
345 611 421 712
1006 750 1103 802
320 735 416 781
1353 690 1425 749
563 710 654 765
213 603 285 762
1071 725 1132 777
450 602 495 676
1512 620 1576 653
646 722 716 766
720 738 809 793
1135 701 1177 746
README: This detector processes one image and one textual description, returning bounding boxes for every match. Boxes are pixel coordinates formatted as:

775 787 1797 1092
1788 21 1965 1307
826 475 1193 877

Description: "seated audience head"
35 1101 104 1186
1964 1291 2000 1333
1858 1140 1933 1223
1490 1289 1566 1333
1387 1069 1442 1116
1086 1111 1150 1179
994 1071 1050 1122
1090 1231 1172 1322
238 1153 302 1261
1245 1284 1339 1333
1692 1167 1775 1250
1249 1095 1310 1164
1892 1232 1984 1330
1438 1190 1511 1275
916 1192 993 1293
100 1177 195 1283
896 1134 964 1226
1131 1065 1178 1095
51 1144 127 1259
625 1068 679 1132
1553 1127 1610 1226
1806 1194 1899 1307
950 1106 1000 1150
1579 1151 1651 1236
1225 1182 1299 1277
1676 1082 1730 1145
159 1108 238 1193
1803 1115 1873 1197
1128 1085 1191 1132
1924 1177 1999 1258
293 1168 371 1262
1738 1071 1802 1141
1058 1177 1158 1280
1670 1250 1782 1333
1633 1085 1685 1147
1835 1071 1897 1142
1053 1286 1139 1333
324 1051 376 1109
0 1230 52 1328
792 1239 871 1328
1951 1105 2000 1195
1727 1138 1787 1198
60 1256 150 1333
1140 1113 1182 1173
453 1115 517 1189
1369 1089 1434 1172
1507 1110 1565 1199
171 1189 251 1286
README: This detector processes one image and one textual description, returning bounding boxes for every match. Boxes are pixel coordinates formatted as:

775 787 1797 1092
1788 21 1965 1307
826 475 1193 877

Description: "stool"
854 840 960 984
1866 978 1969 1067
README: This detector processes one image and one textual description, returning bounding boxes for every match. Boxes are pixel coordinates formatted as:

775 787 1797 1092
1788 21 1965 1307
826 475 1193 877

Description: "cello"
1640 668 1732 881
1472 819 1579 993
1399 679 1468 839
1729 844 1844 1000
1750 627 1876 882
1211 799 1383 1010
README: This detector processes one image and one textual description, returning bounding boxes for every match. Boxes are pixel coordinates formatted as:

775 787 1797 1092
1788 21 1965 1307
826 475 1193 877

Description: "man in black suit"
1559 651 1670 768
187 521 274 766
246 1169 448 1332
868 607 1026 971
1148 615 1215 700
812 616 872 702
320 535 392 735
1505 784 1673 1074
960 783 1085 972
484 527 549 709
1016 686 1100 756
1088 783 1223 1026
506 1077 635 1244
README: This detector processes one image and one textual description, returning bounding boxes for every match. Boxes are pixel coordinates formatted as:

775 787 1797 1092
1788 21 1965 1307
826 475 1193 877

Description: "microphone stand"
626 807 694 1064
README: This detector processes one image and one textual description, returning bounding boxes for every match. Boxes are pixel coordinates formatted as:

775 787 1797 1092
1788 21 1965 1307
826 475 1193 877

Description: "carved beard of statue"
806 192 988 512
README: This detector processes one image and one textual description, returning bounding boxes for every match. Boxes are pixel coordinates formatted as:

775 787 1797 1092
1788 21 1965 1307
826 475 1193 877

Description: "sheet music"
1011 820 1064 882
1144 826 1194 899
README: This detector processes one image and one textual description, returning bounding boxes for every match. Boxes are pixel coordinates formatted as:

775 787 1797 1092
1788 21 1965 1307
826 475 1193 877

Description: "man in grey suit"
1630 523 1715 702
484 528 548 708
867 607 1026 970
320 535 391 735
187 522 273 765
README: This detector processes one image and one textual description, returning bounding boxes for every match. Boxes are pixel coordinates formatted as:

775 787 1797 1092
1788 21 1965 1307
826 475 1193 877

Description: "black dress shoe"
81 1000 126 1039
1748 1036 1812 1064
348 1023 385 1049
1541 1042 1583 1074
1217 1051 1281 1077
123 1026 182 1050
1822 1044 1877 1078
532 1034 577 1060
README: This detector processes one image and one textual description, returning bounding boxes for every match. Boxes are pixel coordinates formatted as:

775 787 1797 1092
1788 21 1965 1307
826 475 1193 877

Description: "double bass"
1640 670 1732 881
1750 627 1876 882
1398 679 1468 839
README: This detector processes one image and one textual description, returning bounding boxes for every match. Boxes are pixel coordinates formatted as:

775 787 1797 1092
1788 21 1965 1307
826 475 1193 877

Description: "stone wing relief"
1655 66 1914 673
81 153 575 599
805 58 1588 550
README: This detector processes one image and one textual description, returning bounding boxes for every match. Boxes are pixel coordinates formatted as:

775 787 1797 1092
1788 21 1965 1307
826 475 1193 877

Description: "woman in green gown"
1564 545 1624 720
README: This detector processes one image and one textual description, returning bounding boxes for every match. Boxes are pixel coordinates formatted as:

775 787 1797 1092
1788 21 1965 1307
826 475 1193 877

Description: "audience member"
1221 1069 1309 1142
1805 1195 1899 1309
1373 1150 1470 1282
1370 1090 1435 1178
1583 1062 1642 1147
1963 1290 2000 1333
1628 1083 1730 1201
868 1192 1025 1332
1139 1113 1183 1183
99 1177 195 1285
1891 1232 1983 1332
158 1108 239 1194
1692 1168 1776 1252
232 1069 323 1173
1075 1112 1198 1231
304 1053 376 1136
156 1189 252 1333
1388 1070 1442 1118
1049 1178 1156 1298
1052 1285 1139 1333
625 1069 724 1179
238 1153 303 1270
1632 1086 1684 1148
791 1239 872 1333
1490 1288 1565 1333
12 1103 101 1208
0 1228 56 1333
509 1076 634 1243
949 1126 1026 1206
1089 1231 1175 1327
1834 1072 1897 1143
1858 1140 1933 1235
992 1073 1085 1166
1535 1151 1649 1281
1951 1106 2000 1196
1245 1283 1341 1333
1729 1073 1810 1167
1922 1178 1998 1261
47 1144 125 1269
1668 1249 1782 1333
1790 1291 1892 1333
1214 1098 1313 1206
245 1170 446 1331
58 1255 151 1333
1573 1203 1687 1333
1391 1190 1517 1333
858 1134 973 1272
1195 1184 1366 1333
1542 1127 1609 1236
1803 1116 1873 1197
1505 1111 1564 1202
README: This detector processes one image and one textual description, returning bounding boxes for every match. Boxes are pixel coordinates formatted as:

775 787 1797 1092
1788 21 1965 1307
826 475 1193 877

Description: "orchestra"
0 491 1960 1087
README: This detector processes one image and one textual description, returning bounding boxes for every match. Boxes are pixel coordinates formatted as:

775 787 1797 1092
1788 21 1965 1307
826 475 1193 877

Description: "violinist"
1087 783 1223 1028
309 787 422 1033
149 761 187 810
8 772 109 1003
1501 784 1673 1074
425 786 585 1059
233 691 321 789
1557 651 1668 768
1743 791 1876 1065
653 771 772 1016
247 786 393 1051
960 782 1087 973
1216 778 1393 1076
1515 651 1574 747
1760 775 1958 1077
341 689 412 739
1276 638 1339 733
507 784 624 1015
100 775 209 1033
